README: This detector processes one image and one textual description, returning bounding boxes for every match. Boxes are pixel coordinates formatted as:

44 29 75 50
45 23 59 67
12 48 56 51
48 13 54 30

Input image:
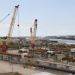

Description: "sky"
0 0 75 37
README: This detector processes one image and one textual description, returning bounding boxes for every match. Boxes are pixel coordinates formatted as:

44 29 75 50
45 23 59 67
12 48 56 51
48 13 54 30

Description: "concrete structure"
0 61 70 75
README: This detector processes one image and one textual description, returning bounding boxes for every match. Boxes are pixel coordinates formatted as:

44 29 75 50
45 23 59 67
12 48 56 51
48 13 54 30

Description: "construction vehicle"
0 5 19 53
30 19 37 49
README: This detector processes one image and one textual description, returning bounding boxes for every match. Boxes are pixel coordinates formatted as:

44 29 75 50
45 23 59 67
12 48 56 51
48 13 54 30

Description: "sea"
49 38 75 44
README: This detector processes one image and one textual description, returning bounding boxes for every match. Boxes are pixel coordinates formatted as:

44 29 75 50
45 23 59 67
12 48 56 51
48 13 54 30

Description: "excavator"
0 5 19 53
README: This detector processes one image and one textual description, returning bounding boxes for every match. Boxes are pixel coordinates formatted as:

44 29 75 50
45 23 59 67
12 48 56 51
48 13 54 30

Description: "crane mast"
8 5 19 39
30 19 37 49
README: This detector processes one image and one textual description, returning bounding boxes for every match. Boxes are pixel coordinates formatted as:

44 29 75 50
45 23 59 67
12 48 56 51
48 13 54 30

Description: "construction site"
0 2 75 75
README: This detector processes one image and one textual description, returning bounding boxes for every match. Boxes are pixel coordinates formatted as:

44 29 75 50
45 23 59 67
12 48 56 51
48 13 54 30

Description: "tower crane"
30 19 37 49
7 5 19 39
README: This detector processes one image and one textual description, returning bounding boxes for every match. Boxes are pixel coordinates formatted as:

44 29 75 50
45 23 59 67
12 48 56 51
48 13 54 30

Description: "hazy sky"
0 0 75 36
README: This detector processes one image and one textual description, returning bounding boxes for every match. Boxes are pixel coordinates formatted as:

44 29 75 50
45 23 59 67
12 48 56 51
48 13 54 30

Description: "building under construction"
0 5 75 75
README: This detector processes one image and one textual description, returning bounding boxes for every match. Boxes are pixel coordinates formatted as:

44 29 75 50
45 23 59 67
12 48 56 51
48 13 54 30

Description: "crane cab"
0 41 8 53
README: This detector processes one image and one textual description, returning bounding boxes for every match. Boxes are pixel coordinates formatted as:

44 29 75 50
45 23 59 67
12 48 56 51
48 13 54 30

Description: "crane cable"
17 5 20 36
0 14 10 23
17 6 21 49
